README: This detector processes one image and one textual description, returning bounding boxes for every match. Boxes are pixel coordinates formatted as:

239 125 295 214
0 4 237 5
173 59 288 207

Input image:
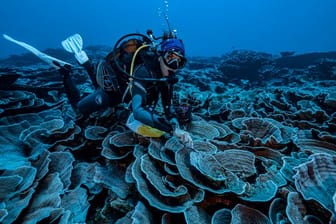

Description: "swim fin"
61 33 89 64
3 34 72 69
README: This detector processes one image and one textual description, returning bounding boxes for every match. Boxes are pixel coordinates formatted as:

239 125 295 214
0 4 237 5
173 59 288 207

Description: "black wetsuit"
61 54 176 133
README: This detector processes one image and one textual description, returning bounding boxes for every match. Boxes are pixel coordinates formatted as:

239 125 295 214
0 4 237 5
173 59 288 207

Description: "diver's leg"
59 66 114 116
82 61 99 88
58 65 81 108
76 89 121 116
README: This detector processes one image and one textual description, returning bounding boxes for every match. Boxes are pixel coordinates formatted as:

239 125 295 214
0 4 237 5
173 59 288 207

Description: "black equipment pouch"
96 60 119 92
175 103 192 125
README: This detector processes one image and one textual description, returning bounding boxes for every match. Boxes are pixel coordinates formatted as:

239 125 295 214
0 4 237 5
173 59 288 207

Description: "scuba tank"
106 30 179 83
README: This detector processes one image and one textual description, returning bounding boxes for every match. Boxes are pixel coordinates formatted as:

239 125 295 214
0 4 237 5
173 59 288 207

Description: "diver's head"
159 38 187 73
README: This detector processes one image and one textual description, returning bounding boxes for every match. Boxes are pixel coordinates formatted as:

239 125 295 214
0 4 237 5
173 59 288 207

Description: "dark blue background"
0 0 335 59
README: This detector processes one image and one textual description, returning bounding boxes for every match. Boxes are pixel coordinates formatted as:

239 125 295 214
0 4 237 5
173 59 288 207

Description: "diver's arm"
131 65 174 132
132 94 173 132
132 90 193 147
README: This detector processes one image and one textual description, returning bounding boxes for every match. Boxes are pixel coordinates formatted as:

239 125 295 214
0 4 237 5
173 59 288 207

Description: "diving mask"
163 50 187 70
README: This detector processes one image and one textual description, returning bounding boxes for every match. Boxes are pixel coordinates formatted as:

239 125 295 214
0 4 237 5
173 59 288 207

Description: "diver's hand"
173 128 193 148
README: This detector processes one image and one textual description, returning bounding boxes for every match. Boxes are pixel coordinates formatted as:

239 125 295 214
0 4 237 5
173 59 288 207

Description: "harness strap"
120 44 150 106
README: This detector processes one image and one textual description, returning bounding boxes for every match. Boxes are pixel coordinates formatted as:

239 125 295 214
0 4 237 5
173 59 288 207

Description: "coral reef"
0 48 336 223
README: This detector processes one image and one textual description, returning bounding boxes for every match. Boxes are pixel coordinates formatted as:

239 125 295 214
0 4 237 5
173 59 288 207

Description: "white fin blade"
3 34 72 69
61 33 83 53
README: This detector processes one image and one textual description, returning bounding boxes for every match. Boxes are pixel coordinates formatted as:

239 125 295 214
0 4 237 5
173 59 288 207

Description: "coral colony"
0 48 336 223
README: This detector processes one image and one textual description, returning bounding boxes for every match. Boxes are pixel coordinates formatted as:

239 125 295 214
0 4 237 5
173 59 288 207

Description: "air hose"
129 44 150 78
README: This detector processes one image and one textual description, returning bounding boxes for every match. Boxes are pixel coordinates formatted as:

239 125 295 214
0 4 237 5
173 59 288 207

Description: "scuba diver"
3 30 193 147
61 31 192 146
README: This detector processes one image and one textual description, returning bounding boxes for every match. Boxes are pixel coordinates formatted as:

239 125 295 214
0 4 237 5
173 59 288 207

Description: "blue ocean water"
1 1 336 223
1 0 336 59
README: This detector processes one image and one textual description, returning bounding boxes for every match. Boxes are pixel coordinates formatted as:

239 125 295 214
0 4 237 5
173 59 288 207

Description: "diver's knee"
95 94 104 105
